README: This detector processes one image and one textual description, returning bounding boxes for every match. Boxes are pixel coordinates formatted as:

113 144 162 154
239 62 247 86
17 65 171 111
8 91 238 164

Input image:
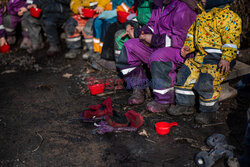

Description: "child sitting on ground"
168 0 242 124
23 0 71 55
3 0 29 46
64 0 111 59
90 0 154 71
92 0 134 56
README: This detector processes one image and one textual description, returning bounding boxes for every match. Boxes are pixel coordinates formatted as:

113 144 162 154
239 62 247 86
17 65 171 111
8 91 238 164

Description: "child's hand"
76 25 83 33
181 45 190 58
121 24 134 39
18 7 28 16
139 31 152 45
77 6 84 16
0 37 7 47
27 4 37 9
219 59 230 74
94 6 104 14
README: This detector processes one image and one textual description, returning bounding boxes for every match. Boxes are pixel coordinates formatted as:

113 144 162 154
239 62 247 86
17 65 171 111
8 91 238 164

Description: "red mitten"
125 110 144 128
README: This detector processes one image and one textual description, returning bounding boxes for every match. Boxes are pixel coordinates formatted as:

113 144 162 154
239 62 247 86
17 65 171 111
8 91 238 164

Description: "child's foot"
82 50 95 60
238 146 250 167
146 101 170 113
128 89 144 105
167 105 195 116
27 43 44 54
47 45 60 56
195 112 216 124
91 58 116 71
65 49 81 59
7 36 16 45
20 37 32 49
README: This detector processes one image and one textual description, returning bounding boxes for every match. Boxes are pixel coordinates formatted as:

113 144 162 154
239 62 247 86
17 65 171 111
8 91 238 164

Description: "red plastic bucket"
117 11 130 23
30 7 42 18
155 122 178 135
0 44 10 53
82 8 96 18
88 83 105 95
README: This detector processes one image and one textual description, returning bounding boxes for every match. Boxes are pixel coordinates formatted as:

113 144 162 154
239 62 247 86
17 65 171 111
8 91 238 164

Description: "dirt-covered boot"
7 36 16 45
82 50 94 60
128 89 144 105
27 43 44 54
20 37 32 49
47 45 60 56
195 112 216 124
91 58 116 71
146 101 170 113
167 105 196 116
65 49 81 59
238 146 250 167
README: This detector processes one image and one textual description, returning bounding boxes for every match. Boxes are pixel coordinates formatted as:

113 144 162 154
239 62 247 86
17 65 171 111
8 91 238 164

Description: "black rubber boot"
65 49 81 59
128 89 145 105
195 112 216 124
167 105 196 116
238 146 250 167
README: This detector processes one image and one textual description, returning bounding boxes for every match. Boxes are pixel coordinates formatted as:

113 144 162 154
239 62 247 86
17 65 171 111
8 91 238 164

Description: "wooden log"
219 83 237 101
238 49 250 64
225 61 250 81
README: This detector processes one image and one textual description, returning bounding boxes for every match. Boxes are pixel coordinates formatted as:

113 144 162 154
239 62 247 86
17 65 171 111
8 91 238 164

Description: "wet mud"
0 48 249 167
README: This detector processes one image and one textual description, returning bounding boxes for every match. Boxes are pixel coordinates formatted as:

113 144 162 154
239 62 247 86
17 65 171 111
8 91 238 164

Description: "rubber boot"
195 112 216 124
238 146 250 167
128 89 145 105
20 37 32 49
27 43 44 54
47 45 60 56
82 50 94 60
146 101 170 113
7 36 16 45
65 49 81 59
91 58 116 71
167 105 196 116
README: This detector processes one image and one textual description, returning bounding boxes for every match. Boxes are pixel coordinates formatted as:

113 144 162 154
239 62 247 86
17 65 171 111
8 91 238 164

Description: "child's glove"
98 10 117 20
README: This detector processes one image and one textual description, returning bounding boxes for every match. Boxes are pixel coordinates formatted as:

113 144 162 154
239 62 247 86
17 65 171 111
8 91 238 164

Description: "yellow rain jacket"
185 4 242 65
70 0 111 14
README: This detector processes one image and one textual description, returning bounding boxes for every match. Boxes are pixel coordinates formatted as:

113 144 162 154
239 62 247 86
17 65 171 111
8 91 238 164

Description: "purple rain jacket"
0 8 5 38
139 0 197 49
6 0 26 16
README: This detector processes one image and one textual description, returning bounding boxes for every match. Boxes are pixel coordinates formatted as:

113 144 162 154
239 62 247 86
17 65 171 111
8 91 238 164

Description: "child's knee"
194 73 215 99
64 17 78 36
176 65 191 86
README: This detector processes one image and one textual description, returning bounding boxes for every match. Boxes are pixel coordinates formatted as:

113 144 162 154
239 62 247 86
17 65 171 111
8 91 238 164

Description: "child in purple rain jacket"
116 0 197 113
2 0 28 46
0 1 8 48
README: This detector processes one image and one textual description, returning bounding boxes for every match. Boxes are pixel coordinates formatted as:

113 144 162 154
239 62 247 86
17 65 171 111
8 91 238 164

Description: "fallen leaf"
139 129 149 137
36 84 53 90
63 73 73 78
1 70 17 75
86 68 95 74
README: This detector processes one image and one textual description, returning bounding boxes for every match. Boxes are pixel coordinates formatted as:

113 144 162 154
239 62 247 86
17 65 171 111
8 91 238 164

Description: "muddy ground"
0 45 249 167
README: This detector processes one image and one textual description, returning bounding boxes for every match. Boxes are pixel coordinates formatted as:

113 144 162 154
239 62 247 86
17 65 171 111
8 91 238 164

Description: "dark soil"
0 47 249 167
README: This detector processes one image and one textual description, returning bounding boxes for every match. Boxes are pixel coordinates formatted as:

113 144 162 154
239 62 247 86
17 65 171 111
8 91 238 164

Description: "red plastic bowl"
0 44 10 53
117 11 130 23
88 83 105 95
82 8 96 18
30 7 42 18
155 122 178 135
